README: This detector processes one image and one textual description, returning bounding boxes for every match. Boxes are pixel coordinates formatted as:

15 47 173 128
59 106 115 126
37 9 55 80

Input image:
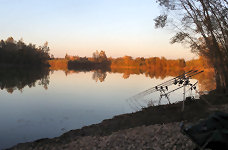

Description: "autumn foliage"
49 50 212 72
49 59 68 71
110 56 186 70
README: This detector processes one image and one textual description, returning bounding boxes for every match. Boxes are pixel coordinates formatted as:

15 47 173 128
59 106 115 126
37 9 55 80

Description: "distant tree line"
110 56 186 69
49 50 212 71
0 37 50 67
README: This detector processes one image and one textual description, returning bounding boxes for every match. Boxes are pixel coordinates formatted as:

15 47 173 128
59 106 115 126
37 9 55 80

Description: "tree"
155 0 228 92
92 50 108 63
92 50 100 61
65 53 70 60
6 37 15 43
42 41 50 53
99 50 107 62
17 38 25 49
123 56 133 66
0 37 51 66
51 54 55 59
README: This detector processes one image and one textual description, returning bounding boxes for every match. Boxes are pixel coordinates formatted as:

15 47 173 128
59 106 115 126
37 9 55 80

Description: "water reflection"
0 67 215 93
92 70 107 82
66 68 216 92
0 68 216 149
0 68 50 93
62 68 216 111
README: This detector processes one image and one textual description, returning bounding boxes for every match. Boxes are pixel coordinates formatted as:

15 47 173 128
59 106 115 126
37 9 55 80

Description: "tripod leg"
166 94 171 104
182 85 186 112
158 95 162 105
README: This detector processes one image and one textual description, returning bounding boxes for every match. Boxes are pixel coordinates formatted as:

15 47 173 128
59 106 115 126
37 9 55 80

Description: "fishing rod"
185 81 198 93
126 99 141 111
159 71 204 97
127 70 205 111
153 70 201 89
161 85 184 96
165 70 203 87
132 70 203 99
151 70 195 87
187 70 204 78
131 70 196 99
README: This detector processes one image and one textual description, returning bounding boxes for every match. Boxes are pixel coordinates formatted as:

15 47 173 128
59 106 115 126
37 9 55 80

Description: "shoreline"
7 92 228 150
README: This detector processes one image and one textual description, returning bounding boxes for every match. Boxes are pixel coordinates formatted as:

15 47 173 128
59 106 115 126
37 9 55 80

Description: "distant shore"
7 91 228 150
49 54 212 72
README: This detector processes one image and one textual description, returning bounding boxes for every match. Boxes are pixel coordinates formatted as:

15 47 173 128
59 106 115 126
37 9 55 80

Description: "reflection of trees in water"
123 72 130 79
0 68 50 93
145 69 185 80
64 70 80 76
193 70 216 92
111 67 185 79
92 70 107 82
64 67 215 91
38 75 50 90
111 67 215 92
61 67 215 92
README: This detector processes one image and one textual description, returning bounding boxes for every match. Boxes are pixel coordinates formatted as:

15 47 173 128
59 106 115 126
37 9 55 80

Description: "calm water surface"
0 70 210 149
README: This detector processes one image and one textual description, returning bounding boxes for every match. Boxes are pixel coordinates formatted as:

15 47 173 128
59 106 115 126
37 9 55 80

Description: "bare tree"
155 0 228 92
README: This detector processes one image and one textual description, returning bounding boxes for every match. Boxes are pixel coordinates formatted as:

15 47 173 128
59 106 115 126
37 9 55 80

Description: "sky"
0 0 197 59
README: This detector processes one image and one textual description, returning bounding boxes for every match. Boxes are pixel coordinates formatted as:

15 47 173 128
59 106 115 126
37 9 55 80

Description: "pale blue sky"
0 0 196 59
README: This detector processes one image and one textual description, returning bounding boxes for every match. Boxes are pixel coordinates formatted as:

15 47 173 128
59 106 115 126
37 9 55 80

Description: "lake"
0 69 215 149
